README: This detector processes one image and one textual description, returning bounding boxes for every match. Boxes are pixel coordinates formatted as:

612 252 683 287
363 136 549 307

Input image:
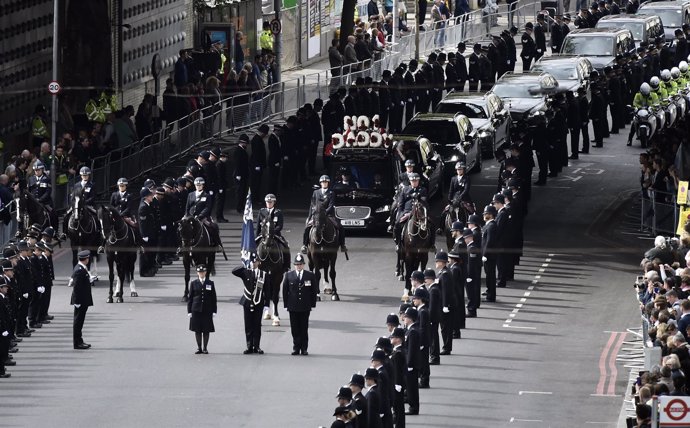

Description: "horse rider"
186 177 221 249
300 175 347 254
27 161 54 228
255 194 291 272
73 167 96 207
110 178 137 227
393 173 435 251
442 162 473 232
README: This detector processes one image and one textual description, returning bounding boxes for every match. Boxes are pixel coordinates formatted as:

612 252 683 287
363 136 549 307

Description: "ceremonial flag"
240 189 256 266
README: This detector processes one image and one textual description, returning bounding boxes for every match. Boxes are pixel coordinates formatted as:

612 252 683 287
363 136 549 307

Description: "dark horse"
307 201 340 301
98 205 137 303
64 186 102 275
398 199 432 298
256 214 288 325
443 196 475 250
14 188 58 237
178 216 227 302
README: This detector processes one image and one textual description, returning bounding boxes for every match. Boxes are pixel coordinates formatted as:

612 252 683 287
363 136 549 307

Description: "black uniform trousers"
592 118 605 145
419 346 430 383
289 310 310 352
406 369 420 412
580 122 590 153
140 238 157 276
430 321 440 361
466 279 480 311
497 254 511 287
440 313 454 352
394 389 406 428
267 166 281 196
28 292 42 325
484 256 497 301
430 89 442 111
235 178 249 213
0 336 8 373
16 298 29 334
405 100 415 126
73 305 88 346
569 127 580 157
244 306 263 350
250 170 263 203
468 80 478 92
307 141 318 176
522 58 532 72
215 189 226 219
390 104 404 133
454 283 466 331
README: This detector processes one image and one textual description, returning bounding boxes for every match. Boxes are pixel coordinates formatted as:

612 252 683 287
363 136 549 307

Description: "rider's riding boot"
301 227 309 253
340 244 348 253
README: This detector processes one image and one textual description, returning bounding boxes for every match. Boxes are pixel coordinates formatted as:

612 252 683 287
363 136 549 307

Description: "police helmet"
640 83 651 96
455 162 466 170
681 61 689 73
265 193 277 202
117 177 128 186
649 77 660 90
33 161 45 170
194 177 205 185
409 173 420 181
144 178 156 188
672 67 681 79
404 159 415 167
319 175 330 183
661 69 672 82
79 166 91 175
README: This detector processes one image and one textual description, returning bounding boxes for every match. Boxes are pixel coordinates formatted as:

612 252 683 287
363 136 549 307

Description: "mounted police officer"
256 194 291 272
232 253 269 355
393 173 435 251
28 161 52 208
73 166 96 207
186 177 221 249
110 178 136 225
301 175 347 254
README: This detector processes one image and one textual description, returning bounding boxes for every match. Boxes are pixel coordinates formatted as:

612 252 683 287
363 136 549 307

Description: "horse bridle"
407 202 428 238
257 219 282 264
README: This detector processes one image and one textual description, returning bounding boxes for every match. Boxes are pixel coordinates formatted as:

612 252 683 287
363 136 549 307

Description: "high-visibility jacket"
32 116 49 138
632 92 659 108
99 92 117 115
260 30 274 50
85 99 105 123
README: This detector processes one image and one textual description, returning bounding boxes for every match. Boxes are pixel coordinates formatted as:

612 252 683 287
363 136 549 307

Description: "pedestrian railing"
639 189 680 237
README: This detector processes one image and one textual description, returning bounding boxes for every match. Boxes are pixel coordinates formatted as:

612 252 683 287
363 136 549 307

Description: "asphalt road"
1 122 651 427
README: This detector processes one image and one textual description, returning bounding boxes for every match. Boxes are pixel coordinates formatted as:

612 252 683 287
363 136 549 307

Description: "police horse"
14 188 57 236
256 214 289 325
178 216 227 302
307 200 340 301
98 205 137 303
443 196 475 250
397 198 432 296
65 186 102 274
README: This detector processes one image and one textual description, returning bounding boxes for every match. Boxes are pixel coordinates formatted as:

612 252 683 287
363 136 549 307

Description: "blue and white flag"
240 189 256 266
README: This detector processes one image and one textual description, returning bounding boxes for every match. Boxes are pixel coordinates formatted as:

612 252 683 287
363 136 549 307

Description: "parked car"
531 56 593 101
637 1 690 40
596 14 665 46
401 113 481 176
434 92 512 158
560 28 636 70
488 71 559 128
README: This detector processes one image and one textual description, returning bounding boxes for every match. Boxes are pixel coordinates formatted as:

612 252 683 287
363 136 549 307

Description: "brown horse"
307 200 340 301
256 214 288 325
398 199 432 295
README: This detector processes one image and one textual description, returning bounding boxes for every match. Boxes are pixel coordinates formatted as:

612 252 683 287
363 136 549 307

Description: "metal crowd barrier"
640 189 679 237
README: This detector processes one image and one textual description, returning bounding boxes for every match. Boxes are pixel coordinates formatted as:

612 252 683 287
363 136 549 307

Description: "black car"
401 112 481 177
488 71 559 128
435 92 512 159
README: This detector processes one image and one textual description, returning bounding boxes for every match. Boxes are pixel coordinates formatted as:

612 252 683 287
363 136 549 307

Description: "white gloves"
90 275 99 283
22 293 28 299
74 304 81 308
395 384 402 392
466 278 473 283
443 307 450 313
219 189 224 194
255 167 261 171
235 176 242 181
407 367 413 372
37 286 45 293
212 313 217 318
188 313 192 318
283 156 289 160
142 237 149 242
161 225 167 231
274 163 280 167
209 191 214 195
1 331 8 337
482 256 487 263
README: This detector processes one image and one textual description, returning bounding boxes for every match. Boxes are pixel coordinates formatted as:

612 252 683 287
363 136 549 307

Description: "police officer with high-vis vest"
31 105 50 150
260 21 274 55
99 88 117 118
85 90 105 124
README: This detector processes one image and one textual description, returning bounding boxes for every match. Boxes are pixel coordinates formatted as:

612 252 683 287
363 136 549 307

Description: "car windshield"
402 120 461 145
330 162 392 191
640 8 682 27
561 36 614 56
435 102 488 118
596 22 644 41
491 83 542 98
531 64 578 80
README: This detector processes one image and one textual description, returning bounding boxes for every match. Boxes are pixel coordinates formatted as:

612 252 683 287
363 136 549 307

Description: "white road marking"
523 292 531 297
503 324 537 330
519 391 552 395
503 255 553 331
538 268 545 273
510 417 544 423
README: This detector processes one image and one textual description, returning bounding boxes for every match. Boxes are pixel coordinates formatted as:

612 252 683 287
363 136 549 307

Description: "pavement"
1 105 651 427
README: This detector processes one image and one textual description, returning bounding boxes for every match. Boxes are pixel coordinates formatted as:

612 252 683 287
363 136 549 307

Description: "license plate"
342 219 365 226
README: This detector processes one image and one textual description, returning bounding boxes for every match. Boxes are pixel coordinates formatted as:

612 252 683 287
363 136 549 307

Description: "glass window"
640 8 683 28
435 102 487 118
562 36 615 56
402 121 461 146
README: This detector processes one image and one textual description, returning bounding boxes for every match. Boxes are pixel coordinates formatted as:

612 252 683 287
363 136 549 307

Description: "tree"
339 0 357 53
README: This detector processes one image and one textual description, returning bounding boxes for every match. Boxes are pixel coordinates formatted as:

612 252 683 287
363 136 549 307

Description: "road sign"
660 396 690 427
48 81 61 95
270 19 281 35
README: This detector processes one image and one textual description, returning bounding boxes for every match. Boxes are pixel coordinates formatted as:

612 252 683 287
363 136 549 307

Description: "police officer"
71 250 94 350
256 194 291 272
394 174 432 250
534 14 547 61
415 270 432 389
216 152 229 222
154 187 173 266
455 43 468 91
435 250 455 356
186 151 208 182
448 244 466 337
389 327 407 427
521 23 536 71
187 264 217 354
73 166 95 206
138 188 157 277
203 147 220 212
463 227 481 317
566 91 581 160
468 43 483 92
28 161 52 207
551 15 564 53
413 60 430 113
605 66 622 135
0 278 12 378
590 82 606 148
481 205 498 302
110 178 135 221
402 307 421 415
232 254 268 354
447 162 471 207
14 241 33 337
502 27 518 73
250 125 269 202
282 253 318 355
234 134 250 214
301 175 347 254
494 193 513 289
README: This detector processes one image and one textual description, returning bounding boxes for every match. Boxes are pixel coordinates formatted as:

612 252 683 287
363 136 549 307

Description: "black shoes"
291 351 300 356
440 350 451 355
302 351 309 356
405 409 419 415
195 349 203 354
255 348 264 355
429 358 440 365
243 348 253 355
217 218 229 223
467 311 477 318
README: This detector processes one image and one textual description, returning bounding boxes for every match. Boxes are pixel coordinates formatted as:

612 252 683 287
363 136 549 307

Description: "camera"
634 275 645 290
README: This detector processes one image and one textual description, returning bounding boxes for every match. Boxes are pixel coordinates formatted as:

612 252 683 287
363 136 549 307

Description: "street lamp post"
50 0 59 193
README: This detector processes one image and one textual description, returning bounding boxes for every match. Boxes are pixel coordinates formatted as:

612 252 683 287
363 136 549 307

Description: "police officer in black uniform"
283 253 318 355
256 194 291 272
481 205 498 302
456 42 468 91
154 187 173 265
28 161 52 207
232 254 268 354
534 15 547 61
463 227 481 317
138 188 157 277
551 15 564 54
521 23 536 71
234 134 250 213
71 250 94 350
402 307 421 415
389 327 407 427
301 175 347 254
250 125 269 202
216 151 229 222
110 177 135 220
468 44 483 92
187 264 217 354
502 27 518 73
